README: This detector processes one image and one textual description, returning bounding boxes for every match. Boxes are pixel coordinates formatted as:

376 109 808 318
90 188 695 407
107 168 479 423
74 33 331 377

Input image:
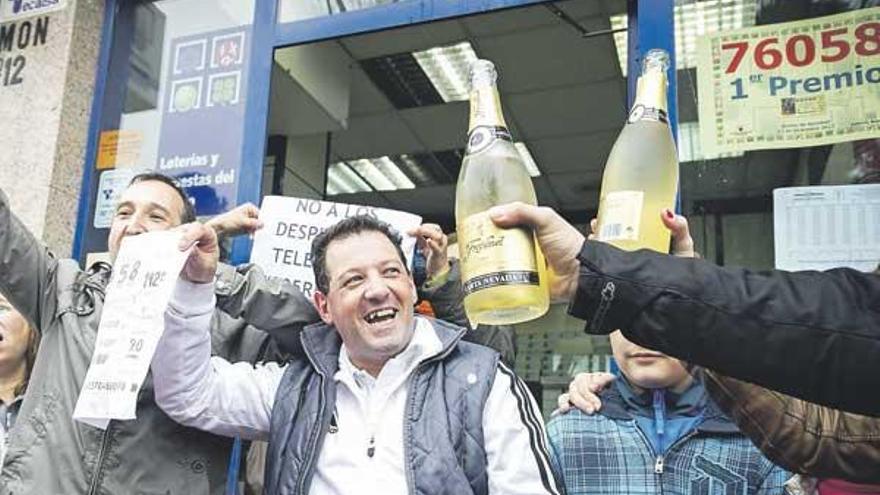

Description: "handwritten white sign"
250 196 422 298
73 231 190 429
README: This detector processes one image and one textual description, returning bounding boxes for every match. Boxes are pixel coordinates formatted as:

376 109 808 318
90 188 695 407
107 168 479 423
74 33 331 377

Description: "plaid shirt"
547 385 790 495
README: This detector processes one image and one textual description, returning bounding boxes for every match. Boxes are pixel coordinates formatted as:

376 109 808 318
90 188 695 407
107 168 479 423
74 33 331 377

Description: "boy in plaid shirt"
547 330 790 495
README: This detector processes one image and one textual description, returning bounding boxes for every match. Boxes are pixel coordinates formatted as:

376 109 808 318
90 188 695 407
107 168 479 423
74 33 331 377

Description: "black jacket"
568 240 880 417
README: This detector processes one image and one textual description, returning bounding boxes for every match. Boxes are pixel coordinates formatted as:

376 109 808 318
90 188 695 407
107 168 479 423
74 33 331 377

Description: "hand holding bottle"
490 203 699 303
488 202 583 303
555 212 697 417
659 209 695 258
590 209 694 257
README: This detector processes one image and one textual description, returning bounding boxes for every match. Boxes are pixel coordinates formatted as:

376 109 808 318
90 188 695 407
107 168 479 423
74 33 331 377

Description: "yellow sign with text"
97 130 143 170
698 7 880 155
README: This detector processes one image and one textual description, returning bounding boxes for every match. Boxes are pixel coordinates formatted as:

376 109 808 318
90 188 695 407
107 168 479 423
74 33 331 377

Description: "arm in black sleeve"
0 187 59 331
568 239 880 416
213 263 321 356
418 258 469 328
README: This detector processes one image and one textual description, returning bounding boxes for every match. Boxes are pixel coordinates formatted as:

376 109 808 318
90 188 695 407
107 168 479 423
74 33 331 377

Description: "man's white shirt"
152 279 560 495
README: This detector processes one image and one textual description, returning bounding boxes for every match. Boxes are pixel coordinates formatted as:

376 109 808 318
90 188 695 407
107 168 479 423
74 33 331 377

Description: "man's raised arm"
0 187 59 332
206 203 319 356
151 223 282 440
488 202 880 417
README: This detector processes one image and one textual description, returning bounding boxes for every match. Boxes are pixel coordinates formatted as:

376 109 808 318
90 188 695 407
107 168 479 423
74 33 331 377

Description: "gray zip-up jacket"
0 189 317 495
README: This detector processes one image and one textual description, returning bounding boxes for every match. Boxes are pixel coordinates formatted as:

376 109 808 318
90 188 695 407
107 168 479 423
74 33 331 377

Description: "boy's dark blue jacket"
547 378 790 495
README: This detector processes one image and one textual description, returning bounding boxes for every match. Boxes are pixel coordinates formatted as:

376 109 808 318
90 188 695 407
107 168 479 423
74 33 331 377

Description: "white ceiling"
270 0 802 228
327 0 628 220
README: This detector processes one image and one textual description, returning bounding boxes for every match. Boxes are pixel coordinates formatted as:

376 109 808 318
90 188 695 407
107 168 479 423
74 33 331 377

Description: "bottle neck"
467 83 508 132
629 70 668 123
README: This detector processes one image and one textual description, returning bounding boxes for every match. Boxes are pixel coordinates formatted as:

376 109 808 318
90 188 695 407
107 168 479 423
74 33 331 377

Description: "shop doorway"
264 0 627 232
264 0 628 415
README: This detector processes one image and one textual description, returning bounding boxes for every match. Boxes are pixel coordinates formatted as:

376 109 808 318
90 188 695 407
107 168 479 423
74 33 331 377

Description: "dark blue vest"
264 318 500 495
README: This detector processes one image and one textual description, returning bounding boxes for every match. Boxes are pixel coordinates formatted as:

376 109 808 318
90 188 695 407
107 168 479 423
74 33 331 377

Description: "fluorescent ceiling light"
397 153 433 185
514 142 541 178
374 156 416 190
677 121 743 162
610 0 756 76
610 15 628 76
413 41 478 102
346 156 416 192
325 181 342 196
348 159 396 191
327 162 372 195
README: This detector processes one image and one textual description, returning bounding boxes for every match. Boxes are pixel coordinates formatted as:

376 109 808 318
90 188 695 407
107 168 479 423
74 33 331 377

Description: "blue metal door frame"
74 0 677 263
71 0 121 261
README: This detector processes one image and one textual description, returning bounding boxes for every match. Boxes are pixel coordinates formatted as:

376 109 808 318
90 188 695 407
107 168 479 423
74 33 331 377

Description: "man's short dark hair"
129 172 197 224
311 215 409 294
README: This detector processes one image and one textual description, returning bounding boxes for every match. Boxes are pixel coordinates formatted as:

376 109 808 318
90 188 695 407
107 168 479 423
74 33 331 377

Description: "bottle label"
627 104 668 124
598 191 644 241
466 126 512 156
458 211 539 296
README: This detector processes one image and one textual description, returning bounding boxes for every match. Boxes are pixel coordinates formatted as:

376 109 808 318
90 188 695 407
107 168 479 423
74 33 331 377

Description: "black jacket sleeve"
214 262 320 357
568 240 880 416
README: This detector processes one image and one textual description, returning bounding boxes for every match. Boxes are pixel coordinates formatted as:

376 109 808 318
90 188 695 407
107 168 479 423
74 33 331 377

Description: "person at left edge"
152 215 561 495
0 174 318 495
0 293 38 465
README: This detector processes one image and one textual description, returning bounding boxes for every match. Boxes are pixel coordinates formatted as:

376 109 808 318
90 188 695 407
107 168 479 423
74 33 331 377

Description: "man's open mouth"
364 308 399 324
